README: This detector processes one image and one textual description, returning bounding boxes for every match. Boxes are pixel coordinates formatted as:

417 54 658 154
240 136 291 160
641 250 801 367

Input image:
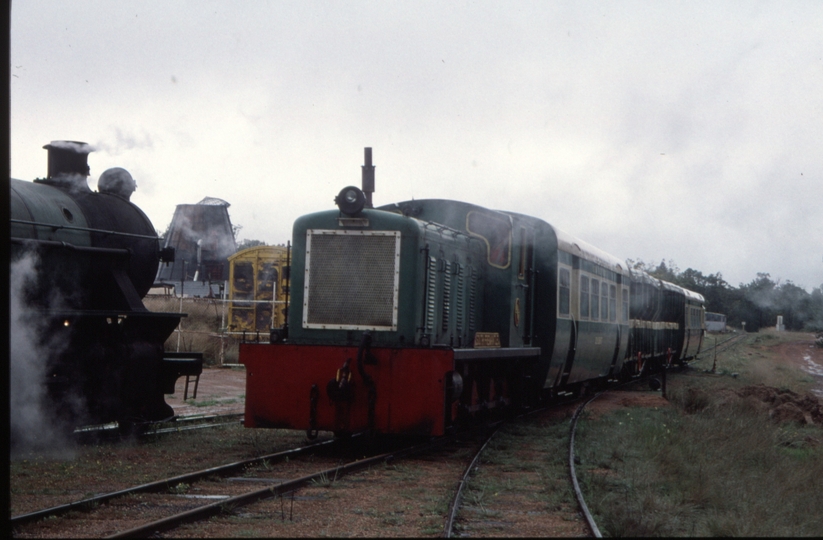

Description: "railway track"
106 440 443 538
12 433 464 538
73 412 245 443
11 437 336 529
15 374 691 537
441 394 605 537
444 375 687 537
569 393 605 538
443 425 502 537
566 364 705 538
16 418 563 538
696 332 748 366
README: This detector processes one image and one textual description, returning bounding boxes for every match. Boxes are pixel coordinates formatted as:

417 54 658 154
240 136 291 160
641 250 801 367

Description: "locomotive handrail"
29 308 188 318
226 299 289 304
10 236 132 256
421 220 467 237
11 218 159 240
420 221 481 245
453 346 540 360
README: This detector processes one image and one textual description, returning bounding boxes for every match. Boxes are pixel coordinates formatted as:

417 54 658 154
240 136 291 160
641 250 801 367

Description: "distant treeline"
631 260 823 333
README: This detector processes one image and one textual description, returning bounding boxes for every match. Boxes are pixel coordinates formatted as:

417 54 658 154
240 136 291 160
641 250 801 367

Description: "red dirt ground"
774 337 823 397
166 366 247 417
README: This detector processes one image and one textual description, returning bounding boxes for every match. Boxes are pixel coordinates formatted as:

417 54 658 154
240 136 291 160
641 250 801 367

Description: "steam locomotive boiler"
10 141 202 431
239 148 705 438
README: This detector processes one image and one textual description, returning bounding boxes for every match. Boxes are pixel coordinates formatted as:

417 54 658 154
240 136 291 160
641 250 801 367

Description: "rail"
11 437 337 527
569 394 604 538
443 426 502 537
105 436 452 538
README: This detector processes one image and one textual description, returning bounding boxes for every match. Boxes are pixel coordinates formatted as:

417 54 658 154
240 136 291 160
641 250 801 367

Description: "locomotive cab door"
516 227 537 345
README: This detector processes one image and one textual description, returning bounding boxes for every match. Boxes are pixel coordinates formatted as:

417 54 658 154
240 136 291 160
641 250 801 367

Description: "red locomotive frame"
241 343 455 436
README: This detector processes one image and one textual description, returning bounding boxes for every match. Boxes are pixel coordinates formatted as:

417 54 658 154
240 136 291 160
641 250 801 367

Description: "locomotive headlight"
334 186 366 215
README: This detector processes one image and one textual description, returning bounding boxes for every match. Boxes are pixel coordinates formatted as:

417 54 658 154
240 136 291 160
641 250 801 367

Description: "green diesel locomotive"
240 148 704 437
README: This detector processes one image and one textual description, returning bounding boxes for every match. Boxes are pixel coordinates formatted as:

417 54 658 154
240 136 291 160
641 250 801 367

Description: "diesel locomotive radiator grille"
303 229 400 331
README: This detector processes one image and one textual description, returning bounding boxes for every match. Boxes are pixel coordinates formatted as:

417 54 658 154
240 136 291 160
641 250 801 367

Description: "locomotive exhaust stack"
40 140 94 192
362 146 375 208
44 140 92 177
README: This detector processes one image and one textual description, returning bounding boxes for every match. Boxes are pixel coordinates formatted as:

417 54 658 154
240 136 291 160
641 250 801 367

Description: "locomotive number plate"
474 332 501 348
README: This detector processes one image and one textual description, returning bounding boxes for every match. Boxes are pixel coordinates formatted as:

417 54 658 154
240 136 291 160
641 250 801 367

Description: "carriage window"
600 282 609 320
622 287 629 322
559 268 570 315
591 279 599 320
609 284 617 322
467 211 512 268
580 276 590 318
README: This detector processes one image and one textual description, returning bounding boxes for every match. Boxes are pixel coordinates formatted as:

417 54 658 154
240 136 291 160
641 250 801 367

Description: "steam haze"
10 1 823 290
10 252 77 457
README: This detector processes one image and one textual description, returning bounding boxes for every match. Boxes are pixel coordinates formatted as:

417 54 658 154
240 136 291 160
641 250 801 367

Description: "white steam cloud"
93 127 155 157
10 251 77 457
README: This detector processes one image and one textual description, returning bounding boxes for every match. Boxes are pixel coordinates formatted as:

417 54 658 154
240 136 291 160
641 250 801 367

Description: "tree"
628 258 823 332
236 238 267 251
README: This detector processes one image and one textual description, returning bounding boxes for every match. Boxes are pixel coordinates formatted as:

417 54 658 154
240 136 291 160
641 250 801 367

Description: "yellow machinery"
227 245 289 334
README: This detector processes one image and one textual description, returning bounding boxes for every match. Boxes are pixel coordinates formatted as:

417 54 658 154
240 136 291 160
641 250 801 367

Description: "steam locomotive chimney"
38 140 94 192
361 147 375 209
43 140 93 178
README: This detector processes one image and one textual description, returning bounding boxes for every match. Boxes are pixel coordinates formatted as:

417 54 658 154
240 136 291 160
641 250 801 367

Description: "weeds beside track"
572 332 823 537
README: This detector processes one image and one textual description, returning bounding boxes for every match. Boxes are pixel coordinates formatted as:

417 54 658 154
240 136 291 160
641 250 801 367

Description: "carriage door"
518 227 536 345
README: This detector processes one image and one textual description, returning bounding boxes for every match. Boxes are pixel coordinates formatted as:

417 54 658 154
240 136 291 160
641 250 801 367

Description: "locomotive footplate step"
162 352 204 399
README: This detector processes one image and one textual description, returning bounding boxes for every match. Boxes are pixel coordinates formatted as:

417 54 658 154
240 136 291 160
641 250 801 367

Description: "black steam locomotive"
10 141 201 432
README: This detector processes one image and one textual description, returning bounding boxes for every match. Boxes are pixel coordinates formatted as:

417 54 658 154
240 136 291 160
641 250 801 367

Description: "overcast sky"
11 1 823 291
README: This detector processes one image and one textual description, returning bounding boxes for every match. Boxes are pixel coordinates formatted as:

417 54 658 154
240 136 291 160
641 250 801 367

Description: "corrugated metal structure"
227 245 290 333
155 197 237 294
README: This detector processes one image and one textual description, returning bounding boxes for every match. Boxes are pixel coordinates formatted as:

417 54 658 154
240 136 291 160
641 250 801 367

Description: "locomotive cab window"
467 211 512 269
